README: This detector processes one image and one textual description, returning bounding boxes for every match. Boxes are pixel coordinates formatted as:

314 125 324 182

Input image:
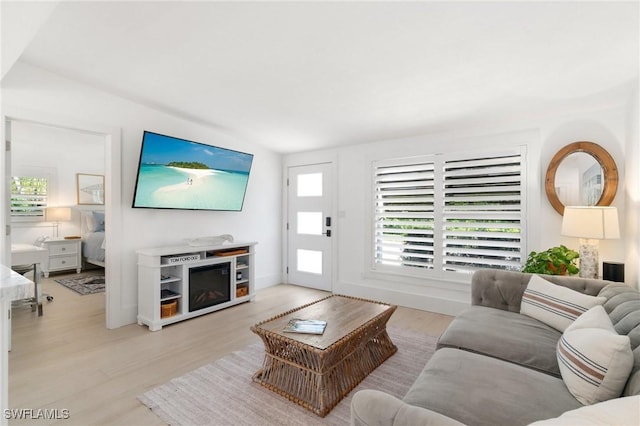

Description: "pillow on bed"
91 211 105 232
81 211 95 233
84 211 104 232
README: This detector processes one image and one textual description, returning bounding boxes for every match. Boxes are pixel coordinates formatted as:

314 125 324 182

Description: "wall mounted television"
132 131 253 211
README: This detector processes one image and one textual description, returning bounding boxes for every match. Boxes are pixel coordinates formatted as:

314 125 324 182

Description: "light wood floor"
9 273 453 425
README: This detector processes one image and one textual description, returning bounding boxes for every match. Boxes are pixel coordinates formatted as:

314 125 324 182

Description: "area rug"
138 326 436 426
54 273 105 295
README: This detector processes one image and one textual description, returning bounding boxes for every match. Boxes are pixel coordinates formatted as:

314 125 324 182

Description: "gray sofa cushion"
598 284 640 396
403 348 582 426
351 390 466 426
437 306 562 376
471 269 609 312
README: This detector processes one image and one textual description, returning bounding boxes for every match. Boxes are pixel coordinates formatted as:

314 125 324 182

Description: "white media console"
136 241 257 331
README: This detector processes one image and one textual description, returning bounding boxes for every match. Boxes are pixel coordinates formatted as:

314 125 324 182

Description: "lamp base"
578 239 599 279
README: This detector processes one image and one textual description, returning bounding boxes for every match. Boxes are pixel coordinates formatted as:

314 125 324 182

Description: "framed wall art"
77 173 105 205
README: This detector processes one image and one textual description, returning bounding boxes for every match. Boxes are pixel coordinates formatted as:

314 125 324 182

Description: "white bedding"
80 210 106 265
82 231 105 263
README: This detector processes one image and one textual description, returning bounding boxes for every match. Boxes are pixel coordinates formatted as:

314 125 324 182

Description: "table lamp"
561 206 619 279
45 206 71 238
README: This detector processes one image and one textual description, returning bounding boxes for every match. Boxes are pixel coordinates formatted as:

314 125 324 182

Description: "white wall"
11 121 105 243
285 98 635 315
3 61 637 326
2 61 283 327
0 1 58 79
625 83 640 289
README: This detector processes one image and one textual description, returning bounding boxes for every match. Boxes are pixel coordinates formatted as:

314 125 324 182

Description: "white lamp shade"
45 207 71 222
561 206 620 240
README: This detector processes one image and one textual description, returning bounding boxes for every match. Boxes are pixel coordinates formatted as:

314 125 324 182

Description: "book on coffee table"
283 318 327 335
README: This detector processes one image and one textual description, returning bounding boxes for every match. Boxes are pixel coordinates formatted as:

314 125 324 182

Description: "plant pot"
547 262 567 275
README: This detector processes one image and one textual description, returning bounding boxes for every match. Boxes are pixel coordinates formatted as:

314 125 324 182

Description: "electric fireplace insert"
188 262 231 312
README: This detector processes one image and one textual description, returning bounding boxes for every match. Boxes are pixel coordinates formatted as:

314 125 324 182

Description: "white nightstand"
40 238 82 277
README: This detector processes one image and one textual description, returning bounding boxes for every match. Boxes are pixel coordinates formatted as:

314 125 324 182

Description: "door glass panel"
297 212 322 235
297 173 323 197
297 249 323 275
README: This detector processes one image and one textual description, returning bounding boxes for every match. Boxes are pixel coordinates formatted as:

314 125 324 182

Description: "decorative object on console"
561 206 620 279
76 173 105 205
161 300 178 318
161 253 201 264
187 234 234 246
44 206 71 238
212 248 247 256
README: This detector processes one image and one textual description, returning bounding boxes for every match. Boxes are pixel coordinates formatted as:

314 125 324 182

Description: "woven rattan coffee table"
250 294 397 417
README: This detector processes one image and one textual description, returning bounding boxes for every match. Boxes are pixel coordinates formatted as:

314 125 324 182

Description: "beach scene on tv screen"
133 132 253 210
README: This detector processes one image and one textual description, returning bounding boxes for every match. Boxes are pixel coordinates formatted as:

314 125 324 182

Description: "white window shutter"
373 149 524 277
374 161 435 269
442 154 523 273
11 177 48 220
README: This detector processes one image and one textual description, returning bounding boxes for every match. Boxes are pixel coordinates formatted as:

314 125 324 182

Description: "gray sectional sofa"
350 269 640 426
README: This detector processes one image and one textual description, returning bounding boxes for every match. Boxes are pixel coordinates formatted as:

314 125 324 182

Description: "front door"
287 163 333 291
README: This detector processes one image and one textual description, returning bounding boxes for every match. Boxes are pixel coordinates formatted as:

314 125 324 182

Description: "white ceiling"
5 1 640 153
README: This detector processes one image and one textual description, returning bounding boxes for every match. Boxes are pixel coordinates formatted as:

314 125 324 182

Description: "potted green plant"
522 245 580 275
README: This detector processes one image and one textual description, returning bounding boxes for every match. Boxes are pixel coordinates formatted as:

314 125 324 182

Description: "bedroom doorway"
2 111 122 329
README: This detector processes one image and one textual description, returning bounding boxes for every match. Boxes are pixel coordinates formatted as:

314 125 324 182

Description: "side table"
40 238 82 277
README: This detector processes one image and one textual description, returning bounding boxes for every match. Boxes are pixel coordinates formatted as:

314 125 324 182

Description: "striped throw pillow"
557 307 633 405
520 275 606 332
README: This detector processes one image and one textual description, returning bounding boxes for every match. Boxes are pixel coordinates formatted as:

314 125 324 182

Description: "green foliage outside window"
11 176 48 218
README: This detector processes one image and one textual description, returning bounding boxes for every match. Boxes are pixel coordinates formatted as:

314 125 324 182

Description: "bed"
81 210 105 267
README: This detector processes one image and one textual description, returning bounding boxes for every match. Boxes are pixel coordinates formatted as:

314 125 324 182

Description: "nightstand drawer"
49 255 79 270
49 242 79 256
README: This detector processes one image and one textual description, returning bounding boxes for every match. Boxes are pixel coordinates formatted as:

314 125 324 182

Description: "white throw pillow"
564 305 614 334
557 315 633 405
527 396 640 425
520 275 606 332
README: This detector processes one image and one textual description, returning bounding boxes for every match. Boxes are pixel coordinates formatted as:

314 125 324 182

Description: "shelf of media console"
137 241 257 331
160 289 181 302
160 275 181 284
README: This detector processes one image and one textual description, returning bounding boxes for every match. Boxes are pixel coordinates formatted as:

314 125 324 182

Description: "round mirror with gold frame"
545 141 618 215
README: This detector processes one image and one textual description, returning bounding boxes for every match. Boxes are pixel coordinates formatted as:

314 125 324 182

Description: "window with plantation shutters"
373 148 525 277
11 176 48 221
442 154 523 273
374 160 436 270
